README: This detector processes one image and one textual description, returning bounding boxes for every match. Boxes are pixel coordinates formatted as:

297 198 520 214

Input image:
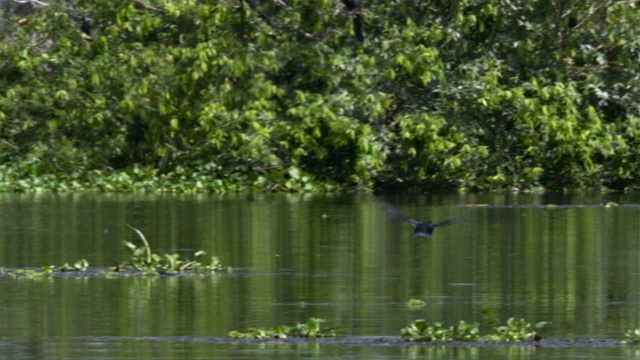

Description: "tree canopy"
1 0 639 192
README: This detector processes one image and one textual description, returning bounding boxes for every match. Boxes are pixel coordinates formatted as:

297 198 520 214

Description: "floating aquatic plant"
115 225 228 274
401 312 550 342
482 317 548 342
0 226 228 278
229 318 341 339
401 319 481 342
406 298 427 309
60 259 89 272
622 328 640 344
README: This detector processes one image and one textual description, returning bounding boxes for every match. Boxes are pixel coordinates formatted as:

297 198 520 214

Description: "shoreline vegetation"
2 1 640 193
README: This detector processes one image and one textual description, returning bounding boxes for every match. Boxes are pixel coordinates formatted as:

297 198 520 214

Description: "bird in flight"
380 203 458 238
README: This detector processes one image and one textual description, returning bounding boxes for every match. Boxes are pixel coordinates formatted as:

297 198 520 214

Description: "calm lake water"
1 192 640 359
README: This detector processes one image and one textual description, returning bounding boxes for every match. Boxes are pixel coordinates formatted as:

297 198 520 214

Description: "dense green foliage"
1 0 640 192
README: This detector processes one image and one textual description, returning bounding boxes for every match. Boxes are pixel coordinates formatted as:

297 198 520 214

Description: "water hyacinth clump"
229 318 341 339
115 225 228 274
401 319 481 342
401 315 550 342
0 226 228 278
406 298 427 309
623 329 640 344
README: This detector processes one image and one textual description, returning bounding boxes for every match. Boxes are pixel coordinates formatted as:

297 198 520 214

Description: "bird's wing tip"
379 202 418 225
435 218 463 227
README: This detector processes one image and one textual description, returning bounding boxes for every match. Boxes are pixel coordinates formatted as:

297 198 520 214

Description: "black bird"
380 203 458 238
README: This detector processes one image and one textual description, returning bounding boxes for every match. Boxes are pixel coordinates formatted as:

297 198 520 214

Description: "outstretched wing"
433 218 460 228
379 203 420 227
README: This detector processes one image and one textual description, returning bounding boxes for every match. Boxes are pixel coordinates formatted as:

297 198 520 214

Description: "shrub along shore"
2 1 640 193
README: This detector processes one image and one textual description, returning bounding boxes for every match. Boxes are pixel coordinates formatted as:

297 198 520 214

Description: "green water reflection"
1 192 640 359
3 337 640 359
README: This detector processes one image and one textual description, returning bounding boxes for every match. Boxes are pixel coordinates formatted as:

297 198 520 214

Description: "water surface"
1 192 639 359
